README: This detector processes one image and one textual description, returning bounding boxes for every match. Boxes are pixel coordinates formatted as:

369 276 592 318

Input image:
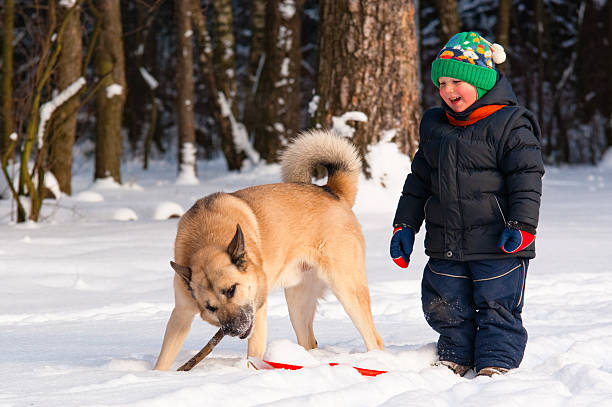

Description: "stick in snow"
177 329 225 371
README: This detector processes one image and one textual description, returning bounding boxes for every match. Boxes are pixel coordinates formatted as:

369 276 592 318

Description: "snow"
278 26 292 52
279 0 297 20
59 0 76 7
74 190 104 202
2 147 612 406
176 143 199 185
280 57 290 78
139 67 159 90
332 111 368 138
112 207 138 221
37 77 86 148
106 84 124 99
152 201 184 221
308 94 320 117
218 92 260 165
44 171 61 199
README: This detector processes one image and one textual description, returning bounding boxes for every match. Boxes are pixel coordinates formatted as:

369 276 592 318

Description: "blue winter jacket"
393 72 544 261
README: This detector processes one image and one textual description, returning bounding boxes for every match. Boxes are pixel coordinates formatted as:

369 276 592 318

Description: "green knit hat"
431 32 506 99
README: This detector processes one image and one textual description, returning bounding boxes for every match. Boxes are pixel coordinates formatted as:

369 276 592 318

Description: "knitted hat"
431 32 506 99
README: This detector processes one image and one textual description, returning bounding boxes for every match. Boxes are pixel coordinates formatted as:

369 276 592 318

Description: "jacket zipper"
423 196 432 219
494 196 506 224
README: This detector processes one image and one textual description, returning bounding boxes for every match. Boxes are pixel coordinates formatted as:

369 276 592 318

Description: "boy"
390 32 544 377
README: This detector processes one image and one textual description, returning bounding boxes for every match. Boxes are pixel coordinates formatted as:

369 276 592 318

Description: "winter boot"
477 366 509 377
435 360 473 377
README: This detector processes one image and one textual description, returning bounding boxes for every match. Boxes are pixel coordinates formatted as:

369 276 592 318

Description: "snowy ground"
2 145 612 406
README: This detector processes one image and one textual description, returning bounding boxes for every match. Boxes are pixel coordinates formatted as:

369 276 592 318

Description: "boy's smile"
438 77 478 112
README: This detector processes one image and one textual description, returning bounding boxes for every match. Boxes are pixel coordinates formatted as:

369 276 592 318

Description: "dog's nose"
221 322 242 337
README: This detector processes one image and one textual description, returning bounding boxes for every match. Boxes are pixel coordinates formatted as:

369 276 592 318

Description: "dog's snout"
219 305 253 338
220 322 241 337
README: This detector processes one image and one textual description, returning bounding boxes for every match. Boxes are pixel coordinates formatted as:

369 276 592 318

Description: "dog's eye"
222 284 238 299
205 302 218 313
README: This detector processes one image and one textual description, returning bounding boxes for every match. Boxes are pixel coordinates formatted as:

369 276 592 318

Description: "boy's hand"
497 221 536 253
390 226 415 268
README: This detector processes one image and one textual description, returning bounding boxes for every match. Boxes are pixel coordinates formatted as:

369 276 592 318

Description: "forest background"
1 0 611 223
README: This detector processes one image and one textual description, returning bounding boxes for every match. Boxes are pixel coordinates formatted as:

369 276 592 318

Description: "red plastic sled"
248 357 387 377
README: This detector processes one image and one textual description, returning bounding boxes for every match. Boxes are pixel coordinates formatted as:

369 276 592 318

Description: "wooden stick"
177 328 225 371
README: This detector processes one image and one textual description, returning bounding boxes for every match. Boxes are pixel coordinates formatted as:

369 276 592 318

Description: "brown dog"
154 130 384 370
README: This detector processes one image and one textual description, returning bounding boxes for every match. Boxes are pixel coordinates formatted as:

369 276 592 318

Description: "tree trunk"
1 0 15 162
124 2 153 155
243 0 266 129
191 0 248 170
607 0 612 149
0 0 22 218
210 0 249 169
94 0 126 183
47 1 82 195
253 0 303 162
212 0 238 114
496 0 511 74
434 0 461 43
314 0 421 175
175 0 197 182
535 0 548 157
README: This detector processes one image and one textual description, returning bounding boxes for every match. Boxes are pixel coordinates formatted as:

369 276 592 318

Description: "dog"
154 130 384 370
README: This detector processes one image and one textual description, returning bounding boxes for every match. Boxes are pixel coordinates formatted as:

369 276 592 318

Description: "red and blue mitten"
497 221 536 253
390 226 415 268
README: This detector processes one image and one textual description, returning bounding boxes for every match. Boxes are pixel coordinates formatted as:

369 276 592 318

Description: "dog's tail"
280 129 361 207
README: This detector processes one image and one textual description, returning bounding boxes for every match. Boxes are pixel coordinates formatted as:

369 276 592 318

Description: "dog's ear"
227 224 246 270
170 261 192 283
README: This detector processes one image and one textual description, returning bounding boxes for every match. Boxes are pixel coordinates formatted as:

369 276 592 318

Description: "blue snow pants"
421 257 528 371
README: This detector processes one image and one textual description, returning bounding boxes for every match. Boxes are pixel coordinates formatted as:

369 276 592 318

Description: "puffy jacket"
393 72 544 261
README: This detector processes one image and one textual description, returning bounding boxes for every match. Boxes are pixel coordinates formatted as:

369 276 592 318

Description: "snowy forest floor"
1 146 612 406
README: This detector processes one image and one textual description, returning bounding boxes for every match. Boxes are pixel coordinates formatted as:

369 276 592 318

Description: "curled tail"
280 129 361 207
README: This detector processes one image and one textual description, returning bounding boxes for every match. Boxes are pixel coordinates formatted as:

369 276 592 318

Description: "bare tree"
47 0 83 195
1 0 15 164
253 0 304 162
175 0 197 182
314 0 421 175
496 0 511 74
191 0 251 171
243 0 266 130
94 0 126 183
212 0 238 115
434 0 461 42
536 0 546 140
607 0 612 149
206 0 251 169
123 1 160 156
1 1 84 221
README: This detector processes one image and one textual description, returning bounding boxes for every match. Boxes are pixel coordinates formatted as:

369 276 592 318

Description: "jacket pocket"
515 259 527 310
472 258 527 312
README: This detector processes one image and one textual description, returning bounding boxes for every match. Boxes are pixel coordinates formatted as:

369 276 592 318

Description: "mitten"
390 226 415 268
497 221 536 254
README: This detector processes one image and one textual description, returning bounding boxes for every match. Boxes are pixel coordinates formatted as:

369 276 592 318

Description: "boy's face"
438 77 478 112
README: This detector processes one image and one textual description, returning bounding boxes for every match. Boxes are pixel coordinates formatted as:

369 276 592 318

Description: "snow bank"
152 201 184 220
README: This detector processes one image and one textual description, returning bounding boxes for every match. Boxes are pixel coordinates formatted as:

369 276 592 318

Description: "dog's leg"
154 306 197 370
247 300 268 358
284 271 325 350
326 259 384 351
330 279 384 351
155 277 198 370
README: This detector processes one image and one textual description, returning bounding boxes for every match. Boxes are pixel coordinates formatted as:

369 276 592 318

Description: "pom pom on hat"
490 42 506 64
